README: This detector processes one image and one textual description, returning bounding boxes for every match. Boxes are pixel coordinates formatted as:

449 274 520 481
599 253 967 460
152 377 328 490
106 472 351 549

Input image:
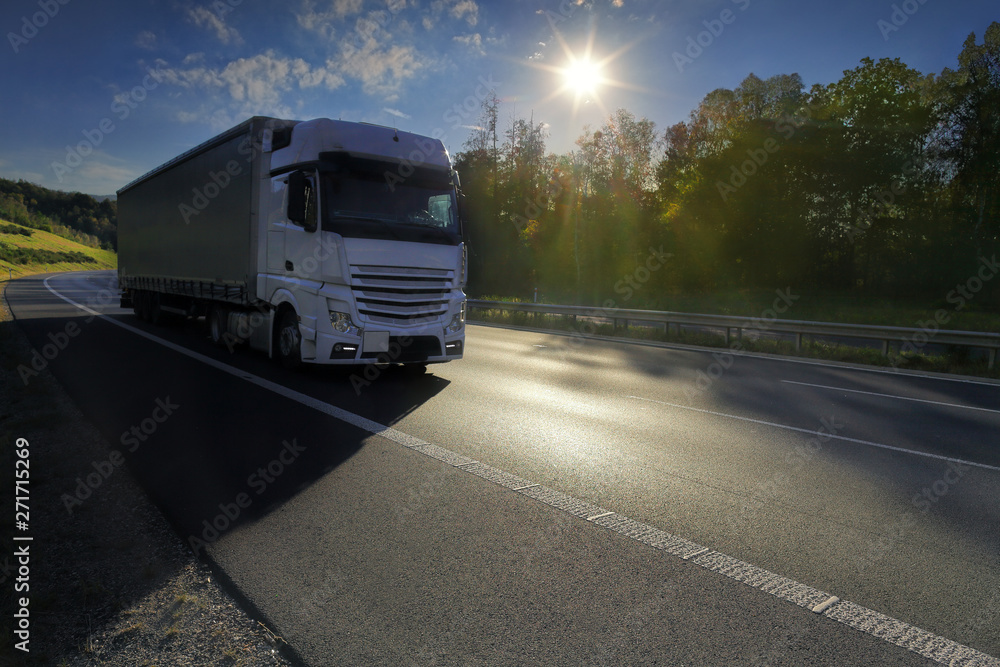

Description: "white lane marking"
781 379 1000 415
41 275 1000 667
586 511 615 521
627 395 1000 473
813 596 841 614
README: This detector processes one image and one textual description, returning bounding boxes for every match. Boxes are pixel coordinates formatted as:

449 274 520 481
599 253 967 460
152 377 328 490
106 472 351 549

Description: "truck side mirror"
287 171 306 224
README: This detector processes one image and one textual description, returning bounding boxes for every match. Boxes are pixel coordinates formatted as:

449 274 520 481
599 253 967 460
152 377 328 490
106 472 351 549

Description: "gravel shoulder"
0 283 295 666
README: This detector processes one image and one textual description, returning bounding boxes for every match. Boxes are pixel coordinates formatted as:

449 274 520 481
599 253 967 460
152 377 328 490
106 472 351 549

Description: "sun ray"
516 24 653 127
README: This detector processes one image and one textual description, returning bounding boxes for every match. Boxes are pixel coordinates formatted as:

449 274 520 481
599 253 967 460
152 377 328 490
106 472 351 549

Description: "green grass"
478 287 1000 333
0 217 116 282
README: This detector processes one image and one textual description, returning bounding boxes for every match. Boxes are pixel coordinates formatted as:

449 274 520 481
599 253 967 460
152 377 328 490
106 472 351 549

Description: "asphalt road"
6 270 1000 666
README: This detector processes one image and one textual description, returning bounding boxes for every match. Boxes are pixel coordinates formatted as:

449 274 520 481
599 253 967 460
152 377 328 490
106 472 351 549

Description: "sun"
519 25 648 123
563 57 603 97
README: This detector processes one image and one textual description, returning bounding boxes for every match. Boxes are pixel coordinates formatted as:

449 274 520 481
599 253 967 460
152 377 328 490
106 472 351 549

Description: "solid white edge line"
627 395 1000 474
40 275 1000 667
813 596 841 614
781 379 1000 415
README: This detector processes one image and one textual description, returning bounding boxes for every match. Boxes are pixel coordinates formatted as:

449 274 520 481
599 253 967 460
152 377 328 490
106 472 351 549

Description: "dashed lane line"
628 395 1000 473
42 275 1000 667
781 379 1000 415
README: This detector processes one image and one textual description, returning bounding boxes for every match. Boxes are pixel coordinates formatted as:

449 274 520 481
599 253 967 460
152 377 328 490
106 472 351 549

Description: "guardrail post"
795 333 802 352
725 327 731 345
989 348 996 370
882 340 890 357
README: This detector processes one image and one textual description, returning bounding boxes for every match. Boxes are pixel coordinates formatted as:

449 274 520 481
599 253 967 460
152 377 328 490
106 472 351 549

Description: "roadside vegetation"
470 295 1000 380
0 178 116 251
0 218 116 282
457 23 1000 352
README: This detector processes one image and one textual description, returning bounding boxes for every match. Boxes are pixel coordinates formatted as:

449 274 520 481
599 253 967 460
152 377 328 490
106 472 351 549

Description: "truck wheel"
148 292 165 326
209 307 227 346
276 309 302 369
133 291 148 321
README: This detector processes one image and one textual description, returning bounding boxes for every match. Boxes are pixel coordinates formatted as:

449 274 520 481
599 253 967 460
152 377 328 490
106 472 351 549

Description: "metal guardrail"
467 300 1000 369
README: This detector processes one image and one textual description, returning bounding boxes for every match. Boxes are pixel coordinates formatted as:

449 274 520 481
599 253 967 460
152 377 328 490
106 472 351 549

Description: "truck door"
268 170 323 284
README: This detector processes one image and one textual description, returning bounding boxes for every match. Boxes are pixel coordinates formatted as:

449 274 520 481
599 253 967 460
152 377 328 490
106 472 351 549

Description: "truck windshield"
320 171 461 245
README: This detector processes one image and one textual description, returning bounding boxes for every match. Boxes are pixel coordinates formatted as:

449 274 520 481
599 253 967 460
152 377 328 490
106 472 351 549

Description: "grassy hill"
0 218 116 283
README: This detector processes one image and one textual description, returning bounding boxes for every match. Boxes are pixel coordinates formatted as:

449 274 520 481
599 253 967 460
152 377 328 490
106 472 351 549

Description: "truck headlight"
446 301 466 334
330 311 361 337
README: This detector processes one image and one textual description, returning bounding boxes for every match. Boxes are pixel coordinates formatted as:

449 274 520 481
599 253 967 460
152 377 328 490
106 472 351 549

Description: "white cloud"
296 0 366 39
450 0 478 25
334 39 425 100
186 6 243 45
430 0 478 26
453 33 484 55
134 30 157 50
157 50 344 122
382 107 411 119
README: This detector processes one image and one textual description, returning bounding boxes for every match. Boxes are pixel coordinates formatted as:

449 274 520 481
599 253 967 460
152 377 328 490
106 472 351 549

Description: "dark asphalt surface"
6 270 999 666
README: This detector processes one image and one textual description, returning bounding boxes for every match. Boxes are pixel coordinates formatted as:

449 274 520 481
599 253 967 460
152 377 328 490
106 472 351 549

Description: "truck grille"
350 265 453 324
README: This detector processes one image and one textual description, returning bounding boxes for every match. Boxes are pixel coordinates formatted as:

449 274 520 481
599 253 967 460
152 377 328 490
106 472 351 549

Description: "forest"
0 178 117 251
455 22 1000 309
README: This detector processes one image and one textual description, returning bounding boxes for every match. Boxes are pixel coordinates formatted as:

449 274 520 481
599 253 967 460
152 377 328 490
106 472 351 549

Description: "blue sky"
0 0 995 196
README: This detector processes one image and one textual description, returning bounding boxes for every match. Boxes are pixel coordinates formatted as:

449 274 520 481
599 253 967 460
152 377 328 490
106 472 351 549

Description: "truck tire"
276 309 302 369
148 292 166 326
209 307 227 346
133 290 148 321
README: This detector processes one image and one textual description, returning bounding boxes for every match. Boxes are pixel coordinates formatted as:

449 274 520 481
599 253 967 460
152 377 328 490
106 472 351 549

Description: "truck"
117 116 467 371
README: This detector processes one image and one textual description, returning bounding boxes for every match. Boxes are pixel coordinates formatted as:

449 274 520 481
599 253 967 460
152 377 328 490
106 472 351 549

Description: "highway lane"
398 325 1000 654
6 270 999 665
